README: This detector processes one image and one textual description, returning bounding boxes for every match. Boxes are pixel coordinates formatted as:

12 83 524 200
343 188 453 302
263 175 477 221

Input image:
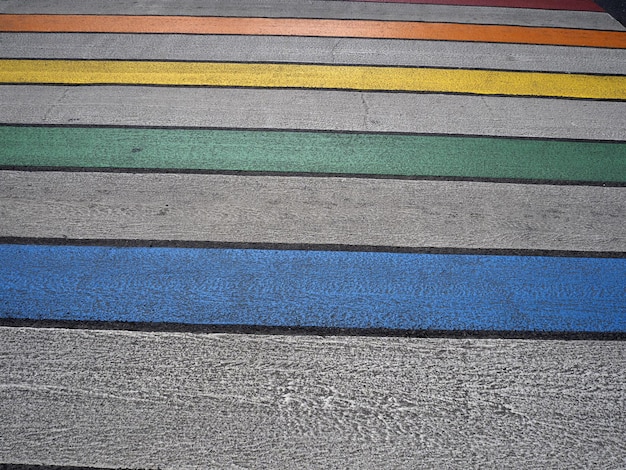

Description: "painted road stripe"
0 6 621 30
2 329 624 468
3 126 626 184
4 34 626 75
339 0 604 10
2 16 626 48
1 244 624 332
3 86 625 141
1 171 624 252
1 3 623 470
2 60 625 100
0 0 607 15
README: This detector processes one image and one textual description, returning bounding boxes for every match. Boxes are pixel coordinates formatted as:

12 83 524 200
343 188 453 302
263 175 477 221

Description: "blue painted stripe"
1 244 624 333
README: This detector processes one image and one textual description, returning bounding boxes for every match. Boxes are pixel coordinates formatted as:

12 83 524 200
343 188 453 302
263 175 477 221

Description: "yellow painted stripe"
1 60 625 99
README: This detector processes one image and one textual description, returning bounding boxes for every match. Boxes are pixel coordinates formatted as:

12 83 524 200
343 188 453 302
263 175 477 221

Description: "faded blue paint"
1 244 624 332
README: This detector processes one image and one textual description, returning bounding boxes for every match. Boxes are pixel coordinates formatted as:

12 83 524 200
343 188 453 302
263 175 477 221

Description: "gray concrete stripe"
1 0 623 30
2 85 626 141
1 170 623 252
3 33 626 75
1 326 624 468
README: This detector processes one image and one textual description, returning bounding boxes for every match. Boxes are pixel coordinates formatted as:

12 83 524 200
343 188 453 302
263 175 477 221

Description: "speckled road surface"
1 1 625 468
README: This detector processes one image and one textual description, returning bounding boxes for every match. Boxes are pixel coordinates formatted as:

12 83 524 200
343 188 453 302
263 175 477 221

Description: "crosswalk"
0 1 625 467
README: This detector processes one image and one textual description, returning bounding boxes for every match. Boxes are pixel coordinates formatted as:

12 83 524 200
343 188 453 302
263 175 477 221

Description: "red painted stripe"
336 0 604 12
4 15 625 48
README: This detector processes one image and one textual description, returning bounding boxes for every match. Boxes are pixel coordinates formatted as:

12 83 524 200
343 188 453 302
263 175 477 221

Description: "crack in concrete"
360 93 370 129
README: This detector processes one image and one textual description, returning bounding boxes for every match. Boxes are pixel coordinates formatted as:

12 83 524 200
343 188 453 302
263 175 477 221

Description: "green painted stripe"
2 126 626 183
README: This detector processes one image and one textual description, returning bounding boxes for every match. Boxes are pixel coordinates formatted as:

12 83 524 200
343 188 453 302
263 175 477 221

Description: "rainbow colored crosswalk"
1 0 625 335
1 2 626 468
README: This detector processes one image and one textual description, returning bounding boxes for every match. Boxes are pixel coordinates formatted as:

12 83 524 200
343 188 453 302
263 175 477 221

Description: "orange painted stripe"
1 14 625 48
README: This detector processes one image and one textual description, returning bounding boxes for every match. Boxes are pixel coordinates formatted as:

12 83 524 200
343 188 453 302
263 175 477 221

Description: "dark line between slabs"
2 82 625 101
0 122 624 144
1 318 624 341
1 237 624 259
2 165 624 187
